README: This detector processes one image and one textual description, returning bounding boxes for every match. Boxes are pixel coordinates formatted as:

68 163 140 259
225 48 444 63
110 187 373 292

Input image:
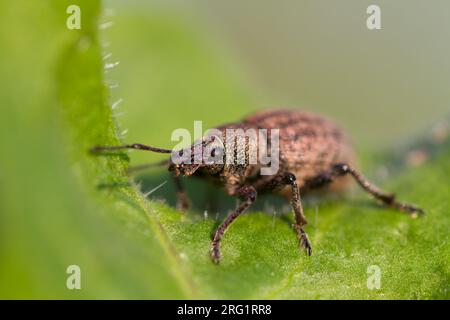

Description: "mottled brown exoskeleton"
91 109 424 264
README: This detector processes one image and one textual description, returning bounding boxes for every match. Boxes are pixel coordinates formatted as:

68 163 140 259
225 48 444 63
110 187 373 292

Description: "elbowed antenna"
90 143 173 154
126 159 171 174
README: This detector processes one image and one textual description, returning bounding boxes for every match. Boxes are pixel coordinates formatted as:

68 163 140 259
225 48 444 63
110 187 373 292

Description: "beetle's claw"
395 202 426 218
299 232 312 256
210 245 221 264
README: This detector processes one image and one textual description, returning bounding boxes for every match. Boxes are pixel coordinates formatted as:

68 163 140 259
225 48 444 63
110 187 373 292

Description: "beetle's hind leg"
332 164 424 217
304 163 425 217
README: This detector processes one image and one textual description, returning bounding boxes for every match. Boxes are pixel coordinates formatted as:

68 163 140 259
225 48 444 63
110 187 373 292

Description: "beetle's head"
168 134 225 176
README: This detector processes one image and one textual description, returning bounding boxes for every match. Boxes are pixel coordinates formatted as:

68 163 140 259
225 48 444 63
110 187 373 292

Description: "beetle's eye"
211 147 223 158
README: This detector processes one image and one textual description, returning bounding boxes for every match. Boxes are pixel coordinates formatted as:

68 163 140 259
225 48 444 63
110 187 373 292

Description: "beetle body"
92 108 424 264
208 109 356 198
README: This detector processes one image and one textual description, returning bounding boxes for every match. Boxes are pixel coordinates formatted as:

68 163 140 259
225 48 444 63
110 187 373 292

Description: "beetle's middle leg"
253 172 313 255
278 173 313 256
210 185 257 264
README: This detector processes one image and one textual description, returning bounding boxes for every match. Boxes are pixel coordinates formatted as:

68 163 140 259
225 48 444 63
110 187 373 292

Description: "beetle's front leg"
210 185 257 264
173 176 191 212
282 173 312 256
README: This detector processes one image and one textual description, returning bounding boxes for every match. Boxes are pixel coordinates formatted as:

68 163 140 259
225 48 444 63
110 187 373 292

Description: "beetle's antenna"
126 159 170 174
90 143 172 154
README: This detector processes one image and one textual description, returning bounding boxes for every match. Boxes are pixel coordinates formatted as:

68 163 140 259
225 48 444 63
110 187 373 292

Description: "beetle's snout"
168 162 200 177
168 162 187 176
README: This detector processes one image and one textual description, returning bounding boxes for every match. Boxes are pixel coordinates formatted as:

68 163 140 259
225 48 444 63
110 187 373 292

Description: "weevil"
91 109 425 264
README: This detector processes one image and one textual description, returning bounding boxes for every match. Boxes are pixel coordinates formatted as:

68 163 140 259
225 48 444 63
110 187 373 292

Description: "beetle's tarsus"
210 244 221 264
299 230 312 256
392 201 425 218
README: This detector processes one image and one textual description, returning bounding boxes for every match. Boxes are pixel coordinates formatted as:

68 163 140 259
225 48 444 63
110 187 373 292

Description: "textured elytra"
194 109 356 198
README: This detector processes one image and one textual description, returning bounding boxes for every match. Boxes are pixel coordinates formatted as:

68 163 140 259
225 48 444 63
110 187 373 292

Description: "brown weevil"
91 109 425 264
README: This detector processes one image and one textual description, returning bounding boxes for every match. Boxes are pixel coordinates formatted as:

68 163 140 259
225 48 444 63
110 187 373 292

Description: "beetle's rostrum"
91 109 425 264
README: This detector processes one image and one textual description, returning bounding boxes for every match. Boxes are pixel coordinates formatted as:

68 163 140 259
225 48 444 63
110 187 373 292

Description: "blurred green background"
0 0 448 299
107 0 450 161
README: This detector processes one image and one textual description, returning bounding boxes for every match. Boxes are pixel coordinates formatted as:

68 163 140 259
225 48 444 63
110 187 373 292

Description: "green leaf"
0 1 448 300
103 7 449 299
145 146 450 299
0 0 194 299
